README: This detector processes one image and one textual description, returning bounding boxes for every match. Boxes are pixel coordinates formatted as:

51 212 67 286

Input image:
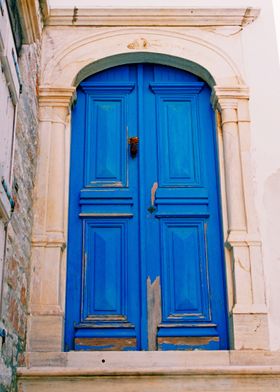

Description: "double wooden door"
65 63 228 351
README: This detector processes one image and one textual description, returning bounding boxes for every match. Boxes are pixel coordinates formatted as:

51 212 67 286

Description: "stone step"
17 351 280 392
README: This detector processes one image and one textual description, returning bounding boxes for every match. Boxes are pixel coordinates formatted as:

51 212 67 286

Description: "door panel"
160 219 210 321
143 67 227 350
83 83 135 187
150 83 203 187
66 66 140 351
83 221 126 319
65 63 229 351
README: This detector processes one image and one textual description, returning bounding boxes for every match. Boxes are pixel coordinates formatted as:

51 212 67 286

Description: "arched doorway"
64 63 228 351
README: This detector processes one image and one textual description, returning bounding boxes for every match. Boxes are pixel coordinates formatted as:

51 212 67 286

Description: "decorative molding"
29 304 63 316
127 38 149 50
32 233 66 250
225 232 262 249
41 28 244 87
81 82 135 94
46 7 260 28
39 86 76 108
149 82 204 94
232 304 268 314
211 85 249 110
214 86 250 100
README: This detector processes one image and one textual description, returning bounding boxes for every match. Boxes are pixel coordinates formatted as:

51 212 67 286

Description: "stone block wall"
0 41 40 392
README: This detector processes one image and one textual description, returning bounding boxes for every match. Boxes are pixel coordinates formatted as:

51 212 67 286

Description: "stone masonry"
0 41 40 392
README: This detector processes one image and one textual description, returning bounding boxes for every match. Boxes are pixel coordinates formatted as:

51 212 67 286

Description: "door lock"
128 136 139 158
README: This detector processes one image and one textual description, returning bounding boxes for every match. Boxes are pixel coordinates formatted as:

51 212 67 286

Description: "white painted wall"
272 0 280 61
241 2 280 350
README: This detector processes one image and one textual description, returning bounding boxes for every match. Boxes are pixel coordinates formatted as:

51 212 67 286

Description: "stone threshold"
17 352 280 392
21 350 280 369
17 365 280 378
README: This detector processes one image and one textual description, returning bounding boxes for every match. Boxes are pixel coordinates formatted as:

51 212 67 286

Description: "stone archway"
27 24 268 352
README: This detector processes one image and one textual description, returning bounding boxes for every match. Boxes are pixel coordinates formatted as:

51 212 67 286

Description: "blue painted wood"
65 63 229 351
160 219 211 322
83 221 125 318
81 83 135 187
150 83 203 187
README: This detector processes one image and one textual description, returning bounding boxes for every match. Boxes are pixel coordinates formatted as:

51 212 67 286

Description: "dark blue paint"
65 64 229 351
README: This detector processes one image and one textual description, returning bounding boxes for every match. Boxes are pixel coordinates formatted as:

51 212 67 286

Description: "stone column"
212 86 269 350
27 87 75 352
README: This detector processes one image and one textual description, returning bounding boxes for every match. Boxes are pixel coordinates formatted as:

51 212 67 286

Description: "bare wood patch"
158 336 219 350
75 337 136 351
147 276 162 350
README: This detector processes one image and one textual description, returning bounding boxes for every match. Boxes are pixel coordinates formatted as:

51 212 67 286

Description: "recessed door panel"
65 63 229 352
150 83 203 187
83 83 135 187
83 220 128 321
89 99 123 184
160 219 210 322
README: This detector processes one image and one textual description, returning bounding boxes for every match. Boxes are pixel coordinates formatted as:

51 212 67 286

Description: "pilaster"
212 86 269 350
27 86 75 352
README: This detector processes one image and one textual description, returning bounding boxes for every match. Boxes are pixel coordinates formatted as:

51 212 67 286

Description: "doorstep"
17 351 280 392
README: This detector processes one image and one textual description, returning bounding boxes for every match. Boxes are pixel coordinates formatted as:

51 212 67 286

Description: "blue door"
65 64 229 351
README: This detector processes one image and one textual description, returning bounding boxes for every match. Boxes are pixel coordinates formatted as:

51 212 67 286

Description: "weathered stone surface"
17 363 280 392
0 41 40 391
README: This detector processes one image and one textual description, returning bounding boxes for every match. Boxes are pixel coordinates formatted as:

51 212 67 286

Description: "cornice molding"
211 85 250 110
39 86 76 107
46 7 260 28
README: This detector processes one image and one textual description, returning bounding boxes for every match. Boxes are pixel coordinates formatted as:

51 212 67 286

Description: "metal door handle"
128 136 139 158
147 182 158 214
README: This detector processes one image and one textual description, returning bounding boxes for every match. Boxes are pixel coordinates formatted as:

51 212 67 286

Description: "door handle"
147 182 158 214
128 136 139 158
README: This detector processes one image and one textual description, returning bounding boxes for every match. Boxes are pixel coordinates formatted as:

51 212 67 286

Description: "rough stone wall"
0 41 40 392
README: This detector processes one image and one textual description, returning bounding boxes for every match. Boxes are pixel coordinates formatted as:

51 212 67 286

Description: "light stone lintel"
46 7 260 28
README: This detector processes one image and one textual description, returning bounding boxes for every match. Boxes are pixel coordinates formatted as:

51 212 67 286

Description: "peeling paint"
75 337 136 351
147 276 162 350
158 336 219 351
127 38 150 50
